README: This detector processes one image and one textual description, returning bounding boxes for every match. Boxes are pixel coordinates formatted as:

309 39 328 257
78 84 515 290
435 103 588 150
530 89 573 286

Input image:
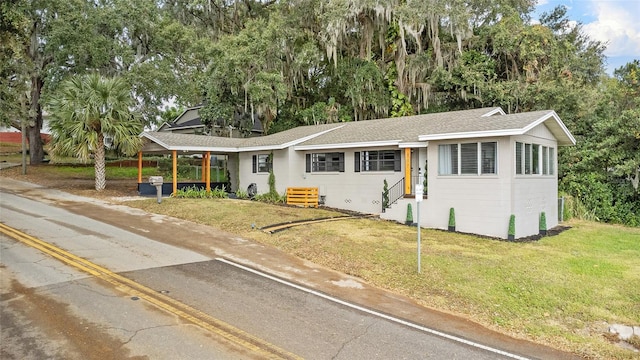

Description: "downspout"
137 151 142 185
201 154 206 182
172 150 177 195
206 151 211 192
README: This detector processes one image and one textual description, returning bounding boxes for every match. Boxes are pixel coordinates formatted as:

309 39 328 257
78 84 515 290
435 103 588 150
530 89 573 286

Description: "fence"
286 187 319 208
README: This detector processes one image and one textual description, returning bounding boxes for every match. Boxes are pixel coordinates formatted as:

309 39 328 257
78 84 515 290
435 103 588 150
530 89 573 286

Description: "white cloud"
582 1 640 57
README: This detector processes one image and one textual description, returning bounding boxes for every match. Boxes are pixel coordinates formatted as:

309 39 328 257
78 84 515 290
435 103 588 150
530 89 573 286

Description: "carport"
137 132 243 196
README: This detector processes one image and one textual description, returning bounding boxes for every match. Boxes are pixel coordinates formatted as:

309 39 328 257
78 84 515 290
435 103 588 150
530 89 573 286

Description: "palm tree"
46 74 143 191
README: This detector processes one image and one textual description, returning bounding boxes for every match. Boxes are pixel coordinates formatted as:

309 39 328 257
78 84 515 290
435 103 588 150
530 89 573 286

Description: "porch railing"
382 177 405 212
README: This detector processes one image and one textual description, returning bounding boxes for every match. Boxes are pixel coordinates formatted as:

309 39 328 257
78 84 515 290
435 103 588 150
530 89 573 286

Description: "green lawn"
128 198 640 359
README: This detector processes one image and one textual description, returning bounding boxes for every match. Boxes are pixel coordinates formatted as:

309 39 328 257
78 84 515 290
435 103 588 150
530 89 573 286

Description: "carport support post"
172 150 177 195
137 151 142 185
206 151 211 192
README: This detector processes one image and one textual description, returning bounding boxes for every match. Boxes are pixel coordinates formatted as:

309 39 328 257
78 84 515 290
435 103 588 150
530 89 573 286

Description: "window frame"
438 142 497 176
515 142 555 176
354 150 401 172
306 152 345 173
252 154 272 173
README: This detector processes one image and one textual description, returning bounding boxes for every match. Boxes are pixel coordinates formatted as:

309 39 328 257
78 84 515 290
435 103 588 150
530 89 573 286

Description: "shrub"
235 189 249 199
448 208 455 228
254 192 285 204
539 211 547 233
382 179 389 210
406 203 413 224
174 185 227 199
508 214 516 240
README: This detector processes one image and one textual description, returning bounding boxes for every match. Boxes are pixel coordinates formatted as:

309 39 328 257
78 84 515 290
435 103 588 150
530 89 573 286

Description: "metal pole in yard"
415 168 423 274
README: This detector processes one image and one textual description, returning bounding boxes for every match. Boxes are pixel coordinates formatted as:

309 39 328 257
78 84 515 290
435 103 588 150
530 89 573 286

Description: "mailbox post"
149 176 164 204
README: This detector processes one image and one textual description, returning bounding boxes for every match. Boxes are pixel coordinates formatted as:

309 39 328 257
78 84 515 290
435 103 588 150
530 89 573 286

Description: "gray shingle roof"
140 107 575 154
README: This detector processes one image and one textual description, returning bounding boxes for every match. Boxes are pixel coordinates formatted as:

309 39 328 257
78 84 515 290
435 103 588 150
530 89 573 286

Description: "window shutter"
306 154 311 173
354 152 360 172
252 155 257 173
394 150 401 171
339 153 345 172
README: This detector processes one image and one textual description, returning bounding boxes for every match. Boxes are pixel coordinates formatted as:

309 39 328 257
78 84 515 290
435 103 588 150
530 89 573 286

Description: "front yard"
1 162 639 359
129 197 640 359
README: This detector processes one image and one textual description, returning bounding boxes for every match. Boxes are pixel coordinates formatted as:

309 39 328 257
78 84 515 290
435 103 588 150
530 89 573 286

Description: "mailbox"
149 176 163 186
148 176 164 204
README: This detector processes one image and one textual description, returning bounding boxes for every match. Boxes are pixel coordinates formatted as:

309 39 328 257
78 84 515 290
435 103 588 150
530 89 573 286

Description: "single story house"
139 107 575 239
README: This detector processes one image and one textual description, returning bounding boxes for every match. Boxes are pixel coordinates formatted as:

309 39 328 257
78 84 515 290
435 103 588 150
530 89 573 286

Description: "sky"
533 0 640 75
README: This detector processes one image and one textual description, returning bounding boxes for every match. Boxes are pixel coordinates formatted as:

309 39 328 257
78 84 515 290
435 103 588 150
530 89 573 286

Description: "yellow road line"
0 222 301 360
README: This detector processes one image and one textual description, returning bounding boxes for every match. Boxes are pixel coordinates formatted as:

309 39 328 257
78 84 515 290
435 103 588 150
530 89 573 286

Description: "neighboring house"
157 105 264 137
140 107 575 239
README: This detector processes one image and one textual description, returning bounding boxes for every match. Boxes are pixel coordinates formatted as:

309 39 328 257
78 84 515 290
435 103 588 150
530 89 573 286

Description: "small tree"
448 208 455 231
539 212 547 236
46 74 142 191
508 214 516 241
423 160 428 195
382 179 389 210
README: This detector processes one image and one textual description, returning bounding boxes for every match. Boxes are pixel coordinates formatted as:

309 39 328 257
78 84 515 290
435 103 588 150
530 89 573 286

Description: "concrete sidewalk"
0 177 578 360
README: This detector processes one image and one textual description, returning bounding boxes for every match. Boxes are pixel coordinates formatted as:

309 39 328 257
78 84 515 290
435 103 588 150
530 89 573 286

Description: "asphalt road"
0 178 576 359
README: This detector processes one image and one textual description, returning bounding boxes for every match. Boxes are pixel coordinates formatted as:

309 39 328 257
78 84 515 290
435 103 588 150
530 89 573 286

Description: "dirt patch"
0 165 140 200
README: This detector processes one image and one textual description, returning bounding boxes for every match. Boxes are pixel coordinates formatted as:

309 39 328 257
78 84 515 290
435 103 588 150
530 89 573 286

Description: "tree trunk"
27 19 45 165
94 134 106 191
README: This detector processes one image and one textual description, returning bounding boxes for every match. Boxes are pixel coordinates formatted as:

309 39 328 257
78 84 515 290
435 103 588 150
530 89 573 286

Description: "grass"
128 198 640 359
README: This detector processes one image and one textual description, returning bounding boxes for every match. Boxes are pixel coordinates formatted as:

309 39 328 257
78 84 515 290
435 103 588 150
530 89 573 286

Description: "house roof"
140 123 342 153
157 105 265 133
294 107 503 150
140 107 575 154
416 110 576 146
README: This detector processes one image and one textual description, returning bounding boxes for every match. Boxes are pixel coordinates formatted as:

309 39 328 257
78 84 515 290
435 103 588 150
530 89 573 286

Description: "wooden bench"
286 187 319 208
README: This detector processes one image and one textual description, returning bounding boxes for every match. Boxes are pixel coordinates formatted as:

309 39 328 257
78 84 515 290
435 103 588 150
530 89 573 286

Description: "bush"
174 185 228 199
235 189 249 199
382 179 389 210
254 192 286 204
508 214 516 239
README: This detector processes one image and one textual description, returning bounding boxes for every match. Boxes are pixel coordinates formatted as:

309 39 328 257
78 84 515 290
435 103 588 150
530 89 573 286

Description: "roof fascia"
522 111 576 146
170 146 239 153
140 132 172 150
165 124 204 131
418 129 520 141
481 107 506 116
399 142 428 148
241 125 346 152
294 139 401 151
140 132 241 153
156 121 170 131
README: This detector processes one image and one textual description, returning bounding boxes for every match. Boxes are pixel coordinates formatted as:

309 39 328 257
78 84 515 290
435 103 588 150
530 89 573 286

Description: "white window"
438 142 497 175
461 143 478 174
481 142 497 174
515 142 554 176
438 144 458 175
